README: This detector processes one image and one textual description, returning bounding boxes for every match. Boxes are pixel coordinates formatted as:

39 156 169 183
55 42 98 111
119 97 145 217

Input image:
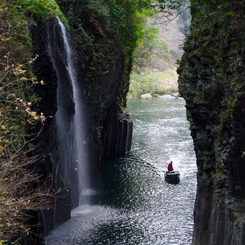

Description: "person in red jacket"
168 161 174 172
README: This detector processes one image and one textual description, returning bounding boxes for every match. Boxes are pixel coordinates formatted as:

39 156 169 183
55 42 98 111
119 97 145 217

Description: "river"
46 97 197 245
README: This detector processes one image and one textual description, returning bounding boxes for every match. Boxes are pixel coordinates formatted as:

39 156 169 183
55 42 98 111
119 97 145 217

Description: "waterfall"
56 17 90 206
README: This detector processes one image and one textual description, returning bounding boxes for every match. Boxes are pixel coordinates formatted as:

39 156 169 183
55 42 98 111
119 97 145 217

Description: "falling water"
57 17 90 205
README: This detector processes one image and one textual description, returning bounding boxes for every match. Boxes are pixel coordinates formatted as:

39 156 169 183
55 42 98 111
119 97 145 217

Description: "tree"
133 25 170 71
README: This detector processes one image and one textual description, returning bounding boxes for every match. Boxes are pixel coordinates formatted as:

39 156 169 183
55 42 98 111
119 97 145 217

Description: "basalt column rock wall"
178 1 245 244
30 8 132 234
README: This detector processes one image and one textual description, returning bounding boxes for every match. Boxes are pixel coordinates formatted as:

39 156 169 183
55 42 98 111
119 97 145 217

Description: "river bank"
128 69 179 98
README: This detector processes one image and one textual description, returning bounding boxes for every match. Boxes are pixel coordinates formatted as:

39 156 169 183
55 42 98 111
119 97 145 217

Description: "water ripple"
46 98 196 245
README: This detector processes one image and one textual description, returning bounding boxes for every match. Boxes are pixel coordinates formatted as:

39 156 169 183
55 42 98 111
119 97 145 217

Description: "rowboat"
165 171 180 183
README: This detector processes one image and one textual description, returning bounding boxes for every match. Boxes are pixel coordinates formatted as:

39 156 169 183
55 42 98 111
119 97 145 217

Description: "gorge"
2 0 245 244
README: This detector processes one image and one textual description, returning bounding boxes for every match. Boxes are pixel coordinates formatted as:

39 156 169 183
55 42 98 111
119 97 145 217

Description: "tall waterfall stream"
56 18 89 205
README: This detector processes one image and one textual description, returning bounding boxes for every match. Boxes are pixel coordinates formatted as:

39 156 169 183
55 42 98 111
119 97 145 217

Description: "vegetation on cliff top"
17 0 69 28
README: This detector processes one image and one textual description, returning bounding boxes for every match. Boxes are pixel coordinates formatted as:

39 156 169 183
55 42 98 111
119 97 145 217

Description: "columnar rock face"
30 6 132 234
178 1 245 244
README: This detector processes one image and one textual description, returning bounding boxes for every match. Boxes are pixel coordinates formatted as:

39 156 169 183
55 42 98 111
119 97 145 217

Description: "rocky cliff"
28 0 133 235
178 1 245 244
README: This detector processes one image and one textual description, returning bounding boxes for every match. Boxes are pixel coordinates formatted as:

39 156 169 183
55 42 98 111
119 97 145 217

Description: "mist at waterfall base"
46 97 197 244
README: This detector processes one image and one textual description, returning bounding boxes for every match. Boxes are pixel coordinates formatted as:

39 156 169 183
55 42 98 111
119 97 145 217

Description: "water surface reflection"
46 97 197 245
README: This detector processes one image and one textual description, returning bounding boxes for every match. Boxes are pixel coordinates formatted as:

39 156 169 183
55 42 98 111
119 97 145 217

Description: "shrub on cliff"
0 1 53 242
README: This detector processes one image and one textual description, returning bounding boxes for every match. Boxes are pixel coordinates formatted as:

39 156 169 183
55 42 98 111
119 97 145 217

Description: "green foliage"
211 156 226 192
105 0 155 65
15 0 69 29
0 1 50 241
216 96 237 134
56 0 188 106
133 25 170 71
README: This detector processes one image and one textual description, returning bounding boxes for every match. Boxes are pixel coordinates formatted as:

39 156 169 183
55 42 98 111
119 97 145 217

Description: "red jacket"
168 162 173 171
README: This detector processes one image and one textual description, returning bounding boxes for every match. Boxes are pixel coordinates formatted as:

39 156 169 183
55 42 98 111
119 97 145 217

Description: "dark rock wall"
30 7 132 235
178 1 245 244
30 19 76 232
55 0 133 166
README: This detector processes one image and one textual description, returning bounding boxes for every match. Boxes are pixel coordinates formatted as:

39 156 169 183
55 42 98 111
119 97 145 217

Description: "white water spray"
57 17 90 205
